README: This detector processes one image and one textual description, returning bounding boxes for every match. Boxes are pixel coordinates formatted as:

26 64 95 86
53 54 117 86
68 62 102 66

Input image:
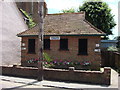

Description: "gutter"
17 34 106 37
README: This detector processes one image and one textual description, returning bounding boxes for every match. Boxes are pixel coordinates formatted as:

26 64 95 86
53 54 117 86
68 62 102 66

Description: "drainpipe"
37 0 44 81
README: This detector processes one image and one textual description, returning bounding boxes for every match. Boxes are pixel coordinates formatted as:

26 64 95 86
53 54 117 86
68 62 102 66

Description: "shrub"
107 46 118 51
43 53 52 63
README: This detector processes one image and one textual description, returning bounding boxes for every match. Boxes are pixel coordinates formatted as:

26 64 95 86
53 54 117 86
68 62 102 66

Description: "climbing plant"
20 9 36 28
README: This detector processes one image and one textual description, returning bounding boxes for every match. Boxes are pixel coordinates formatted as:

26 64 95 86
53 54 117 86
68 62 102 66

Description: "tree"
78 0 116 35
62 8 76 13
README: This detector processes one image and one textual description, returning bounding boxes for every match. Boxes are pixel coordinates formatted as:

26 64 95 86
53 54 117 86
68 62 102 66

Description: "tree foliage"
20 9 36 28
62 8 76 13
78 0 116 35
61 0 116 36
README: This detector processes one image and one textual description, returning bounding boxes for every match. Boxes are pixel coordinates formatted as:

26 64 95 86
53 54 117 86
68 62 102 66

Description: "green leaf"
78 1 116 36
20 9 36 28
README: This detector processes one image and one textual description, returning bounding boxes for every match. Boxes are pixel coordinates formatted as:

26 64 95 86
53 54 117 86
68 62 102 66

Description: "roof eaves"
44 34 106 36
17 24 39 36
83 19 105 34
17 35 38 37
17 34 106 37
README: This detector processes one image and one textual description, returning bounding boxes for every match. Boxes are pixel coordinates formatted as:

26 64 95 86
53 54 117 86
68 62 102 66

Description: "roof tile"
17 12 105 36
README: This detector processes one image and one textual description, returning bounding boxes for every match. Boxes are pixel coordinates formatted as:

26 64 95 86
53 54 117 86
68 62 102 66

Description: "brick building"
17 12 105 70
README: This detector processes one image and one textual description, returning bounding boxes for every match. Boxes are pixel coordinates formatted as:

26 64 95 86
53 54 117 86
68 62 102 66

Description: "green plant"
27 58 39 64
43 53 52 63
44 63 55 68
78 0 116 36
107 46 118 51
20 9 36 28
62 8 76 13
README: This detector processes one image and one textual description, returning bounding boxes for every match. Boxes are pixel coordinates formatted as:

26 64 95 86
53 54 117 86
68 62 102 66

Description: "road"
0 75 119 90
0 75 68 90
0 77 51 89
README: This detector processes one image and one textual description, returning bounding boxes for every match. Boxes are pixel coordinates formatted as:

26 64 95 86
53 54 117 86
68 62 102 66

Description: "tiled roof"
17 12 105 37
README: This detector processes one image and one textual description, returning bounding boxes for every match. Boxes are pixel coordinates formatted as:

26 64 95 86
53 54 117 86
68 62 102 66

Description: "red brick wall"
21 36 38 61
21 36 101 70
1 66 111 85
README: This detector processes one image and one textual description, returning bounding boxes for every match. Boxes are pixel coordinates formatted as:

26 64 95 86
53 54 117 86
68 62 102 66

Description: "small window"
60 39 68 50
28 39 35 53
44 39 50 50
78 39 88 55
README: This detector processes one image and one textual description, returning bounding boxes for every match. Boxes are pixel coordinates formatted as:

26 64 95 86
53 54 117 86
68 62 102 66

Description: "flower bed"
26 58 91 70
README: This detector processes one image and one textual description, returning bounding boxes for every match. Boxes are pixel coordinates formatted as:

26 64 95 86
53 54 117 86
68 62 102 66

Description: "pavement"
0 68 119 90
118 76 120 90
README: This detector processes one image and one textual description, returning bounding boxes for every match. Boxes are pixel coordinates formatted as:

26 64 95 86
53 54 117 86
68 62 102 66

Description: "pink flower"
50 62 53 64
45 62 48 64
35 59 39 61
54 61 57 63
60 60 62 62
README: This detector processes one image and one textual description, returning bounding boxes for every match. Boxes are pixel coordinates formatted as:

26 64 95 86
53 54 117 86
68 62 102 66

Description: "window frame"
78 39 88 55
44 39 50 50
59 39 69 50
28 39 36 54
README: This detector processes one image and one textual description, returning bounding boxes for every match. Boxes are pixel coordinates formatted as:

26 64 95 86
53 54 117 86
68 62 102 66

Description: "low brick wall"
0 66 38 78
43 67 111 85
0 66 111 85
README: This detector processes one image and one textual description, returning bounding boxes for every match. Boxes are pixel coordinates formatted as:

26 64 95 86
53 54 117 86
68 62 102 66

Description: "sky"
46 0 119 40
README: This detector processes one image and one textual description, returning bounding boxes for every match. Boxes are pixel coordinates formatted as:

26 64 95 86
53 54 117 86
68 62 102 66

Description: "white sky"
46 0 119 39
46 0 83 10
